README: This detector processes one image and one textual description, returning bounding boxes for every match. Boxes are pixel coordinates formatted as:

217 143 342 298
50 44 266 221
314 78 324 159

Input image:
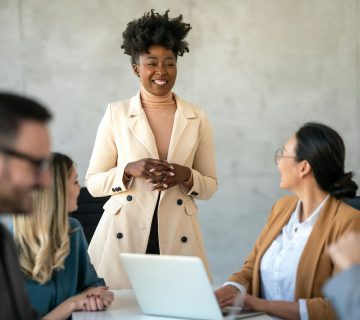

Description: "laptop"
121 253 222 320
121 253 265 320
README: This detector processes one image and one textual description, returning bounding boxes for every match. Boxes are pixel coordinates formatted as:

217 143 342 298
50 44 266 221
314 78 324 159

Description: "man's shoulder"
0 222 14 248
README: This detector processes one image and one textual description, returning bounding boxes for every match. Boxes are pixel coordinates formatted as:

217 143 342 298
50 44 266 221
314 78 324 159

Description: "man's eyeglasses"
274 148 296 165
0 145 52 174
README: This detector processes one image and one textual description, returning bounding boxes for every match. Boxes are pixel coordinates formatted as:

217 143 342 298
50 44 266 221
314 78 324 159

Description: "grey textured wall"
1 0 359 284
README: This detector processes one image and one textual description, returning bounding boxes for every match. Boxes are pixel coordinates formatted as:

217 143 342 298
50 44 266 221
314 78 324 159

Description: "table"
72 290 272 320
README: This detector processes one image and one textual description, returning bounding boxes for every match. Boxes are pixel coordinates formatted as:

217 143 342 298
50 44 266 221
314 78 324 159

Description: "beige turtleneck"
140 86 177 160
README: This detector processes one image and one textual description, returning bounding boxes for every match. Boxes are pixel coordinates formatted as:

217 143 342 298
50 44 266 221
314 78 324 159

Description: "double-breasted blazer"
86 92 217 289
228 195 360 319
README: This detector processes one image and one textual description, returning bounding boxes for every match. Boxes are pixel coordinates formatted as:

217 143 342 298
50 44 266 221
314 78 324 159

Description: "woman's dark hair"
121 9 192 64
295 122 358 199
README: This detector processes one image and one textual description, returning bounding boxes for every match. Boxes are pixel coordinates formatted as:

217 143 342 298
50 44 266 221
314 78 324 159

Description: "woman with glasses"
13 153 113 319
215 122 360 320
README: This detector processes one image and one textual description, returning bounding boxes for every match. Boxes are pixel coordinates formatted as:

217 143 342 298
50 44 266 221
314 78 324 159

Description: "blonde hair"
13 153 73 284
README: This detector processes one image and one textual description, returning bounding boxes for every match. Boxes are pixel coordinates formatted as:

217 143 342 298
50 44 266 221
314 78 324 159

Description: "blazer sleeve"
304 298 337 320
184 111 218 200
305 208 360 319
85 104 131 197
323 265 360 320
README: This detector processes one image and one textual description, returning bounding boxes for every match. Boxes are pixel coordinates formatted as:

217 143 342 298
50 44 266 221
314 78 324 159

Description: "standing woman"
86 10 217 288
13 153 113 319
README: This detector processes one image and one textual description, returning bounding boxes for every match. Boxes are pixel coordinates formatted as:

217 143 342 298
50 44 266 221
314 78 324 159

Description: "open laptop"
121 253 265 320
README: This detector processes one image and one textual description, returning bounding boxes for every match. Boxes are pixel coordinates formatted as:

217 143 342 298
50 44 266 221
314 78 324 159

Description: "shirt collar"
293 194 330 227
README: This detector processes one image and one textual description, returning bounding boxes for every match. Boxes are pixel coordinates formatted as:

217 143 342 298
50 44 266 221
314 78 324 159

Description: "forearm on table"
262 300 300 320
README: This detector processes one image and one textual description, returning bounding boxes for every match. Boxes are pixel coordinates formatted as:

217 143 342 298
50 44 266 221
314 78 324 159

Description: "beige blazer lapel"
125 93 159 159
167 94 198 163
295 197 341 299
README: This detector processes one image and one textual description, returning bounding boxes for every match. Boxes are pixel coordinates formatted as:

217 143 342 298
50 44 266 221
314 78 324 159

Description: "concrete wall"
1 0 359 284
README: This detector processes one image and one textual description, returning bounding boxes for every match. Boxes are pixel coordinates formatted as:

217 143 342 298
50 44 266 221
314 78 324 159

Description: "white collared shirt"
225 195 329 320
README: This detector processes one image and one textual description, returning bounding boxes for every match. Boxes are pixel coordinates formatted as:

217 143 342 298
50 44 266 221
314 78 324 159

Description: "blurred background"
1 0 359 284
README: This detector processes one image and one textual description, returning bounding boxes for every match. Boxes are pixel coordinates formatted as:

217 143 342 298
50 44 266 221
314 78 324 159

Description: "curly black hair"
121 10 192 64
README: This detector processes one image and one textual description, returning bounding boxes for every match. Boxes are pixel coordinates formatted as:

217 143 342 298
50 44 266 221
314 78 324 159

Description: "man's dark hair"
121 9 192 64
295 122 358 199
0 92 52 144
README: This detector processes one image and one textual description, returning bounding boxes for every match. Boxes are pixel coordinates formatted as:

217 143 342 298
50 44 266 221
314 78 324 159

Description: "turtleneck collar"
140 85 175 109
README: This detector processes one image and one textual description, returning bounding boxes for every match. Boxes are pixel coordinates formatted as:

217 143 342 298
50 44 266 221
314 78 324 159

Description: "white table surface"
72 290 272 320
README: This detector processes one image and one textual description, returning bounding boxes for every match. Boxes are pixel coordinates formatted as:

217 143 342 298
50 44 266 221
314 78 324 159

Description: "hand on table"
215 285 242 309
215 285 267 314
73 286 114 312
243 294 266 312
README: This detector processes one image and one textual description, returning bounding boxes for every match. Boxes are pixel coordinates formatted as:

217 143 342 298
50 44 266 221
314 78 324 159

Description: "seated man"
0 92 52 319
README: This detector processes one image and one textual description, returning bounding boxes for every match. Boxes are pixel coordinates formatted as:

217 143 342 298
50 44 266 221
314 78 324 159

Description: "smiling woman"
85 10 218 289
215 122 360 320
133 45 177 97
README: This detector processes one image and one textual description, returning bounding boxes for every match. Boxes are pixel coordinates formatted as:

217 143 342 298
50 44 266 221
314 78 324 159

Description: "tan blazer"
86 92 217 289
229 195 360 320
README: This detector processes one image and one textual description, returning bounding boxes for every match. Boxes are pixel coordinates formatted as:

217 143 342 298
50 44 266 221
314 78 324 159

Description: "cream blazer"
86 92 217 289
229 195 360 319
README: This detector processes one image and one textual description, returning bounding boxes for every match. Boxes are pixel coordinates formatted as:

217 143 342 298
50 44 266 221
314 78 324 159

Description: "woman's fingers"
220 297 236 308
147 167 174 178
95 295 105 310
88 295 98 311
79 288 113 312
102 291 114 305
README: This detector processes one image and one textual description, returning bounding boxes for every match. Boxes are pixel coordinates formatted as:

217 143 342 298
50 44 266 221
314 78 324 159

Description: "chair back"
344 196 360 211
70 188 109 243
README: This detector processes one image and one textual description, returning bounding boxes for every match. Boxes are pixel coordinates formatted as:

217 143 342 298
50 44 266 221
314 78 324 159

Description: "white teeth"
153 80 167 85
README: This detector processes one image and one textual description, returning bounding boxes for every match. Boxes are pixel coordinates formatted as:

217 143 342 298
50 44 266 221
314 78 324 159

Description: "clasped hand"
73 286 114 312
124 158 191 191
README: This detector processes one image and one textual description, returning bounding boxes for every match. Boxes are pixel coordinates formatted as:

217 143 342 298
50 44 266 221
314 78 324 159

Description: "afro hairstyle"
121 9 192 64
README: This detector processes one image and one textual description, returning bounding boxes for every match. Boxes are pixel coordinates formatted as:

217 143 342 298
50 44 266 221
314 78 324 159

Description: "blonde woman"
13 153 113 319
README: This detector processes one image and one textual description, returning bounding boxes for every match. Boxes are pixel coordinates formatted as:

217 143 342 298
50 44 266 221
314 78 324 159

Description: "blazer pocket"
184 200 198 216
103 197 122 215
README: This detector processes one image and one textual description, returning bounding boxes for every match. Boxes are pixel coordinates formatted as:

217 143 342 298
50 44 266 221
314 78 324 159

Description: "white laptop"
121 253 223 320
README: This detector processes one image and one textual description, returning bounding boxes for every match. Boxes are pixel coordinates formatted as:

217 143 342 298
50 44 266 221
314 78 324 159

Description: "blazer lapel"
295 197 341 299
167 94 197 163
125 93 159 159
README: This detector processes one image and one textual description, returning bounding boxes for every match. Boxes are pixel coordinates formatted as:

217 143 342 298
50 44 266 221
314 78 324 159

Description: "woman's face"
276 136 303 191
132 45 177 96
67 166 80 213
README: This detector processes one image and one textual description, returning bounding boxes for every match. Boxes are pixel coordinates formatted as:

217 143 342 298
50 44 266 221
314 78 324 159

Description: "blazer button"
126 195 133 201
112 187 116 192
191 191 199 196
181 236 188 243
177 199 183 205
116 232 123 239
115 187 122 192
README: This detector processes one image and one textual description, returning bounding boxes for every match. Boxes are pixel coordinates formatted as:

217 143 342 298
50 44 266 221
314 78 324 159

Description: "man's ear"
132 64 140 77
300 160 312 178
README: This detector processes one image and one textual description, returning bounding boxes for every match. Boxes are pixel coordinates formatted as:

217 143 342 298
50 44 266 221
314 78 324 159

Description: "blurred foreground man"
0 93 52 319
